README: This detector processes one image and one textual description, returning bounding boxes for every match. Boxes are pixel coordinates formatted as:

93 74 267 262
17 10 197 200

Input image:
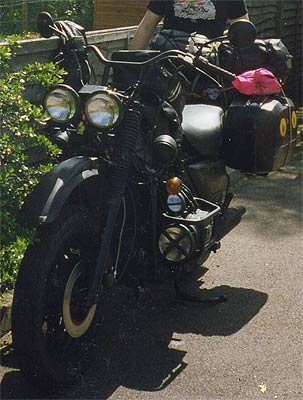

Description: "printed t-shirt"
147 0 248 38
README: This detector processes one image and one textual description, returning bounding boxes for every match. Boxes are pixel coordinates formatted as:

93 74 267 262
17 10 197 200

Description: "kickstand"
174 280 227 305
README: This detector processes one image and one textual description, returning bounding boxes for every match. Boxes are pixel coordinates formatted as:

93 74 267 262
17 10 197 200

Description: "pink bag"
232 68 282 95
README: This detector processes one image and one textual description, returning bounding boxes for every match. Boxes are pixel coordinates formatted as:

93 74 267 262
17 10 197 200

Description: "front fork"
87 107 142 305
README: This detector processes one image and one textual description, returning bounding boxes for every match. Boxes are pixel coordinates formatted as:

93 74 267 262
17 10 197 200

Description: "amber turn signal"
166 177 182 195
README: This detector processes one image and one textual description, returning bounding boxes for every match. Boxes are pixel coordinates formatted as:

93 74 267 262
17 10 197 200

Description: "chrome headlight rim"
85 89 123 130
44 84 79 124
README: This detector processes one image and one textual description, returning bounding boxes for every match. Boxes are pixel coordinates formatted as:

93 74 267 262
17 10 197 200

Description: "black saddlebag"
111 50 160 90
222 95 297 173
111 51 182 97
218 39 292 84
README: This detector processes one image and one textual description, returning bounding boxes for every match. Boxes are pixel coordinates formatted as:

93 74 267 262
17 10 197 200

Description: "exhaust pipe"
216 206 246 241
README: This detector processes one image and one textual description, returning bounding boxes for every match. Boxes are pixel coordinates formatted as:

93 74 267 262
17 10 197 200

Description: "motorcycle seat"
182 104 223 157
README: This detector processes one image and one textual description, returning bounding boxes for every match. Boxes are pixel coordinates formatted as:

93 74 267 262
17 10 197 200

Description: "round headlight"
85 90 122 129
45 85 78 123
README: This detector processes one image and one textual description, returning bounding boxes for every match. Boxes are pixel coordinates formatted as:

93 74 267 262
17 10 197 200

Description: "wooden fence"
94 0 148 30
246 0 302 103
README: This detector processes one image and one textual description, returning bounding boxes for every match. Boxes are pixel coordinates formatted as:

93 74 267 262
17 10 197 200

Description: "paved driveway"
1 155 302 400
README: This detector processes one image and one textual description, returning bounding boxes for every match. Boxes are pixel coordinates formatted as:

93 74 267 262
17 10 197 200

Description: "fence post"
21 0 28 32
9 0 14 17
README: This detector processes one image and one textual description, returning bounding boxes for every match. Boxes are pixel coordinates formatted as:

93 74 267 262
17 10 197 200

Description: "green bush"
0 40 65 292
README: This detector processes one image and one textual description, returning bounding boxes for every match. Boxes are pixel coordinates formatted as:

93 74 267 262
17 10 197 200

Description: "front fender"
20 156 102 225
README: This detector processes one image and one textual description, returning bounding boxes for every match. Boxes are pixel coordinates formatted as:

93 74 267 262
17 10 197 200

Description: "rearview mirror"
37 12 55 38
228 20 257 48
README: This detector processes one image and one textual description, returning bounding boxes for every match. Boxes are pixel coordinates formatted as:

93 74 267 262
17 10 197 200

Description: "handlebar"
87 45 236 84
194 57 236 82
38 13 255 87
88 45 189 67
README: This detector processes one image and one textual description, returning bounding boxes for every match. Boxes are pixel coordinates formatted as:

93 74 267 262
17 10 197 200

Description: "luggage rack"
163 197 221 226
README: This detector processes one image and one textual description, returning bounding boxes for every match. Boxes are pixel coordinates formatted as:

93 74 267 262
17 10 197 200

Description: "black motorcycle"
11 14 296 390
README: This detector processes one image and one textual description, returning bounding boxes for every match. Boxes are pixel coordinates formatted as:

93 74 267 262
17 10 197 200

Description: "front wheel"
12 207 103 389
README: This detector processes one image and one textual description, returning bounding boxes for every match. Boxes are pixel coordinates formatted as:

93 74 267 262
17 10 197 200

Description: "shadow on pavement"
1 268 268 400
233 155 302 237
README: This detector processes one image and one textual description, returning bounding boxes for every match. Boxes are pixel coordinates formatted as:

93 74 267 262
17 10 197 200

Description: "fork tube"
88 107 142 304
151 176 158 276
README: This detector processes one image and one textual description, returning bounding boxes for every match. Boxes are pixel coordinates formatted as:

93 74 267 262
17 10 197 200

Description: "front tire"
12 207 102 390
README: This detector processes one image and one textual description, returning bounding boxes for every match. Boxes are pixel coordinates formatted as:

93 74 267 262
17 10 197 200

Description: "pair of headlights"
45 85 123 129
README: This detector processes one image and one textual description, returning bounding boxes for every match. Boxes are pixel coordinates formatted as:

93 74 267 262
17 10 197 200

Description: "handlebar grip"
195 57 236 82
